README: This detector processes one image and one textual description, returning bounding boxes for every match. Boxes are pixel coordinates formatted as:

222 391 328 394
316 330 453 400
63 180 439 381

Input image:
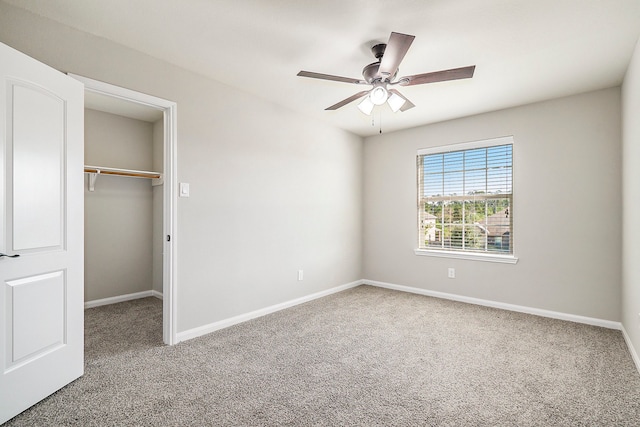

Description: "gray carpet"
5 285 640 426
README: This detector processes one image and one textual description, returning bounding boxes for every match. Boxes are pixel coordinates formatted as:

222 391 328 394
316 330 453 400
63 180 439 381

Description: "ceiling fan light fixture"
387 92 406 113
357 96 375 115
369 85 388 105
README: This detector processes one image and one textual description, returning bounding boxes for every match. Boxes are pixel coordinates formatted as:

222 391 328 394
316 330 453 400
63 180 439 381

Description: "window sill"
414 249 518 264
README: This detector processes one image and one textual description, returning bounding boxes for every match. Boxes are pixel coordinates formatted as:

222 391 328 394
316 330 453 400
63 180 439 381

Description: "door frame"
68 74 178 345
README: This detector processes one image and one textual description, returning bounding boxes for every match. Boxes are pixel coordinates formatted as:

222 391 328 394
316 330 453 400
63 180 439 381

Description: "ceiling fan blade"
378 32 415 81
398 65 476 86
297 71 366 85
388 89 415 112
325 91 370 110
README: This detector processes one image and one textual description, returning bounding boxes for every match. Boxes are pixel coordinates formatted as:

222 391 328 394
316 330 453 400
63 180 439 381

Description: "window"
416 136 515 262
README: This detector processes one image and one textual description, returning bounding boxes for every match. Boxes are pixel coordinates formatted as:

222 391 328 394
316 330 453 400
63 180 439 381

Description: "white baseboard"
621 325 640 374
364 279 622 330
176 280 363 343
85 290 162 309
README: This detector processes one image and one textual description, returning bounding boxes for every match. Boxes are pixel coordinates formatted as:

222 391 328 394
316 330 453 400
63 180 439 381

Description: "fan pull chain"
370 111 383 134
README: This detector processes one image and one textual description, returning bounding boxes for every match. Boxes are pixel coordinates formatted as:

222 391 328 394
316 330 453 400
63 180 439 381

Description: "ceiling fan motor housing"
362 43 402 84
362 62 381 83
362 59 398 84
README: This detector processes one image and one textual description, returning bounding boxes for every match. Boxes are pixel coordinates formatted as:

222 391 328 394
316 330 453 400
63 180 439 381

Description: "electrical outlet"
448 268 455 279
298 270 304 281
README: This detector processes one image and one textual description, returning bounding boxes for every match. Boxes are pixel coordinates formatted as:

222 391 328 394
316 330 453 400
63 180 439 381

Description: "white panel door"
0 42 84 424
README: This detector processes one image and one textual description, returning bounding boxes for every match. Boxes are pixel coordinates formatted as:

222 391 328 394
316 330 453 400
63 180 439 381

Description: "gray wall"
363 88 622 321
0 3 363 332
622 39 640 359
84 109 154 301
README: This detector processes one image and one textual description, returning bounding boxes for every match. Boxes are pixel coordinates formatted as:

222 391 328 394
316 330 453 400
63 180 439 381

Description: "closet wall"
84 108 159 302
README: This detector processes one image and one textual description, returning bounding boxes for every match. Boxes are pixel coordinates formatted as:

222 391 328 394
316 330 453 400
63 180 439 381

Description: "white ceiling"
6 0 640 137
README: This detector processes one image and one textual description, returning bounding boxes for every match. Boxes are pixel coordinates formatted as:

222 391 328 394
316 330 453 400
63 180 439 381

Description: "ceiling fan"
297 32 475 115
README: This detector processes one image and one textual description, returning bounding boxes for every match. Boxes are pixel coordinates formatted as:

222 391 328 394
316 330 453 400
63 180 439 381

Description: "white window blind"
417 138 513 254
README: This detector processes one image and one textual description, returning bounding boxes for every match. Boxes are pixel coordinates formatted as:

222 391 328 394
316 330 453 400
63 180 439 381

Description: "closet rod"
84 165 161 179
84 165 163 191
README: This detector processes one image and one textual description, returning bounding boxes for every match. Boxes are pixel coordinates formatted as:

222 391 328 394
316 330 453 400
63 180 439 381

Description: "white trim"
69 73 179 346
416 136 515 259
364 279 621 330
68 73 174 110
84 291 156 309
151 290 163 300
621 325 640 374
176 280 363 343
163 93 178 345
414 249 518 264
417 135 514 155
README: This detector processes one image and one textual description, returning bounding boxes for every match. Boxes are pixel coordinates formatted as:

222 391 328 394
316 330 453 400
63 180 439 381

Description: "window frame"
414 136 518 264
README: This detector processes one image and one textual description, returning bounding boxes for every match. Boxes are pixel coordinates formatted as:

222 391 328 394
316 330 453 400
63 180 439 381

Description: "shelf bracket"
88 171 99 192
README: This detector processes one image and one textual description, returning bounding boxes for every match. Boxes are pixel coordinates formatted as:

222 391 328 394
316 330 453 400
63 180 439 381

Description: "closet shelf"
84 165 163 191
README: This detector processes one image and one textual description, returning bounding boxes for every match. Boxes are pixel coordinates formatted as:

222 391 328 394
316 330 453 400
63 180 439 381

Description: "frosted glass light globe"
369 86 388 105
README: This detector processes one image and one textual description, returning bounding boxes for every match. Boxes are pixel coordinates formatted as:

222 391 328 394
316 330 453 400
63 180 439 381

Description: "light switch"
179 182 190 197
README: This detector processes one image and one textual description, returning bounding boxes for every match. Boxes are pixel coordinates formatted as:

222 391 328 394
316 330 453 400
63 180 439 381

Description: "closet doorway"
70 74 177 345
